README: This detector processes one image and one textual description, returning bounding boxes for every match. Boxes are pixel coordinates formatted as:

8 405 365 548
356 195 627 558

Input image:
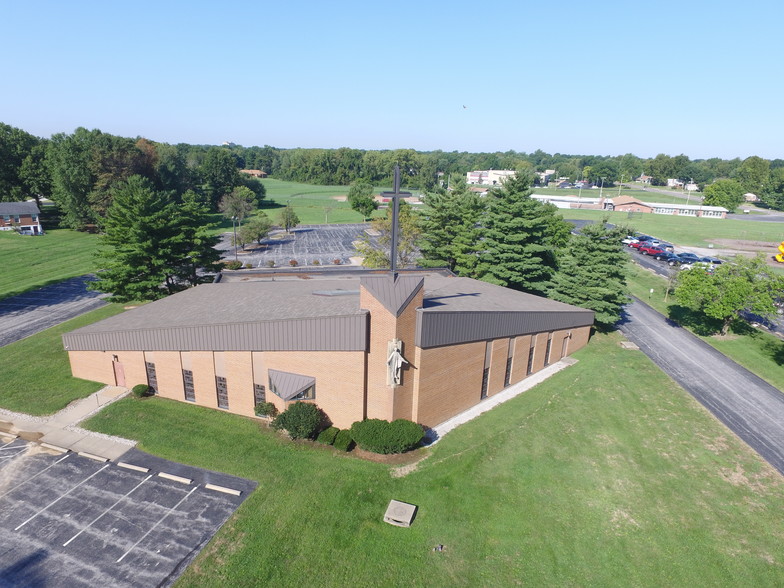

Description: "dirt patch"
704 239 783 269
332 195 347 202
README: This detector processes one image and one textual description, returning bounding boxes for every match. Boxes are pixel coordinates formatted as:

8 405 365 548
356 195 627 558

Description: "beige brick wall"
223 352 255 418
151 351 184 401
414 340 485 427
190 351 217 409
531 333 549 373
68 351 115 384
488 338 510 396
392 288 421 421
510 334 532 384
570 326 591 353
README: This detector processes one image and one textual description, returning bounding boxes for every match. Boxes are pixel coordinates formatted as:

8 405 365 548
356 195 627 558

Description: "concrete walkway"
0 386 136 461
427 357 578 444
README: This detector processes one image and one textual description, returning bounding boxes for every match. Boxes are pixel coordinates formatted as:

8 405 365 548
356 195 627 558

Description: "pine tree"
478 173 572 295
92 176 185 301
548 221 629 330
172 190 222 287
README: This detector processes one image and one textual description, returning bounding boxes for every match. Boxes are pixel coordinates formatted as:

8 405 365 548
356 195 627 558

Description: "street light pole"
232 216 238 262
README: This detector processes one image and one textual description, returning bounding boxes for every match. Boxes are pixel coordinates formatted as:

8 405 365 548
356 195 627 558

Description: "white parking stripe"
116 485 199 563
0 449 28 461
0 439 19 449
63 474 153 547
0 454 70 500
14 464 110 530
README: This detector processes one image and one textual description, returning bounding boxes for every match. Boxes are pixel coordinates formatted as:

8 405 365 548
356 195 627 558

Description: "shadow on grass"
667 305 723 336
761 337 784 366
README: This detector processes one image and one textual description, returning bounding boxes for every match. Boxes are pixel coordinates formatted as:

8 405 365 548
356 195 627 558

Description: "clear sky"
2 0 782 160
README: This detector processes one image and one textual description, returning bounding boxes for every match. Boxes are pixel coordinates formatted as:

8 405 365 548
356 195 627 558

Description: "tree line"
3 122 784 224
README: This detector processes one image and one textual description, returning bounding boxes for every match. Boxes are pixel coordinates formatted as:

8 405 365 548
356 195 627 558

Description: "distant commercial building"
531 194 728 218
466 170 516 186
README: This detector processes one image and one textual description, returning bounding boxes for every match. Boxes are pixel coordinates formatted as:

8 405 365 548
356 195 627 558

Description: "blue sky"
2 0 782 160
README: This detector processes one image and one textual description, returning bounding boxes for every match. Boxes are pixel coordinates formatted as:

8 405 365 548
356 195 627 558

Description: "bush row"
350 418 424 454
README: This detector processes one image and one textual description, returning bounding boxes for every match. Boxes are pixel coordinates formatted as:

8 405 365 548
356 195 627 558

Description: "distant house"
637 175 653 184
240 169 268 178
744 193 760 202
466 170 516 186
666 178 684 188
0 201 43 235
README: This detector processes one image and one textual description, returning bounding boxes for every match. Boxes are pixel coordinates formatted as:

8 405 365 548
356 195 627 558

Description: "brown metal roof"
360 275 423 317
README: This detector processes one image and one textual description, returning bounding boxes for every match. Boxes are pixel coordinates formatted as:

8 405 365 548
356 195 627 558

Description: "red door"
113 361 126 387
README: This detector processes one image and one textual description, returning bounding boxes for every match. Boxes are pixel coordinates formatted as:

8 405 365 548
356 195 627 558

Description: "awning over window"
268 369 316 401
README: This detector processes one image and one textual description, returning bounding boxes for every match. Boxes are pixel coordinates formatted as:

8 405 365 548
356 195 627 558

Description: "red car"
638 245 666 256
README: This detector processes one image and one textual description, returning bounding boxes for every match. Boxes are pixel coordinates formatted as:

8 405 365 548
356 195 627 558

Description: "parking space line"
0 454 71 500
63 474 153 547
0 448 27 461
14 464 110 531
116 484 200 563
0 438 19 449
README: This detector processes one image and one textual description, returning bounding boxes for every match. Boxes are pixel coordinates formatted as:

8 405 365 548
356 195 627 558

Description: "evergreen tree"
92 176 184 301
418 182 485 275
548 221 629 330
172 190 222 287
478 173 572 295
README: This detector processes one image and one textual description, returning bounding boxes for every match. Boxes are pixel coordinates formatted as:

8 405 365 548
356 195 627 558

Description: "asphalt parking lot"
217 223 369 268
0 439 255 587
0 275 108 348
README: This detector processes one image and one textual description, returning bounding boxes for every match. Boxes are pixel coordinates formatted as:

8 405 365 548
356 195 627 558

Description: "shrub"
132 384 151 398
333 259 342 265
254 401 278 417
224 260 242 270
333 429 354 452
266 260 276 268
271 401 323 440
312 259 320 265
317 426 339 445
350 418 424 454
289 259 298 267
244 263 253 269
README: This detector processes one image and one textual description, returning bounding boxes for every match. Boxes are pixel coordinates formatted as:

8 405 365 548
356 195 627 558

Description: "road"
620 298 784 476
0 275 108 347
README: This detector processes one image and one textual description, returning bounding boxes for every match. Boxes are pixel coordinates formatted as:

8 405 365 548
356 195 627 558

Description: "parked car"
675 252 702 264
658 242 675 252
639 245 666 256
654 251 681 263
701 256 723 265
681 261 716 273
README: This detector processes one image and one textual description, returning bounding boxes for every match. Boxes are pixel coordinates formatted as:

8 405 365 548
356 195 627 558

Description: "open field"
0 229 99 300
626 263 784 392
561 208 784 247
534 185 691 204
0 303 127 415
83 332 784 587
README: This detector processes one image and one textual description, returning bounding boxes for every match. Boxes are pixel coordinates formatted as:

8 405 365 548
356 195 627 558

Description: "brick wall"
488 338 510 396
510 334 532 383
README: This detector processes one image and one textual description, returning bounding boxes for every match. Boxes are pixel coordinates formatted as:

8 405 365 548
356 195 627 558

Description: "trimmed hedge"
132 384 151 398
333 429 354 452
271 401 323 440
317 426 339 445
224 260 243 270
254 401 278 417
350 418 424 454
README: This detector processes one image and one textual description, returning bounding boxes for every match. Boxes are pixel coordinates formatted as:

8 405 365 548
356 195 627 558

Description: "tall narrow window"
544 333 553 366
216 376 229 409
145 361 158 393
504 337 515 387
480 341 491 399
254 384 266 405
527 336 537 375
562 332 571 358
183 369 195 402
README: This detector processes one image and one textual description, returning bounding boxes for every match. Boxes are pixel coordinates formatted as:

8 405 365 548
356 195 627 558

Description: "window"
183 369 195 402
480 341 491 399
145 361 158 393
504 337 515 387
216 376 229 409
544 333 553 366
290 385 315 401
527 336 537 375
254 383 266 404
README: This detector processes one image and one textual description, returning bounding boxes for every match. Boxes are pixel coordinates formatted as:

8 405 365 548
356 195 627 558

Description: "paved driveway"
619 298 784 475
0 441 255 587
0 276 108 348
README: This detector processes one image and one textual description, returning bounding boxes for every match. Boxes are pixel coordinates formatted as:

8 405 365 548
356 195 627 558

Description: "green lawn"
626 263 784 391
0 229 100 300
0 303 127 415
561 209 784 247
83 332 784 587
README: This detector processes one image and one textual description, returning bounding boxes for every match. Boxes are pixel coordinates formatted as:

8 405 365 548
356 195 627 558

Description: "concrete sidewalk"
426 357 578 444
0 386 136 460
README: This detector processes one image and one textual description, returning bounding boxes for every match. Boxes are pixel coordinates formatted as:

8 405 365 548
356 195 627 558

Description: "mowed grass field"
0 303 127 414
561 208 784 247
83 332 784 587
0 229 99 300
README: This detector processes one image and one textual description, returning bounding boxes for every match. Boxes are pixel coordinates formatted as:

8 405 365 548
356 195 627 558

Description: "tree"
703 179 744 211
92 176 183 301
347 179 378 219
734 155 770 196
357 201 421 268
218 186 257 225
548 221 629 330
172 190 222 287
418 183 485 275
477 172 572 296
0 123 38 202
675 254 784 336
200 147 241 209
279 204 300 233
761 167 784 210
47 128 96 229
239 212 273 246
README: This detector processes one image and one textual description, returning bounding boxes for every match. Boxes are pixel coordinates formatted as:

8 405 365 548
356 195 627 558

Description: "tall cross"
380 165 411 276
